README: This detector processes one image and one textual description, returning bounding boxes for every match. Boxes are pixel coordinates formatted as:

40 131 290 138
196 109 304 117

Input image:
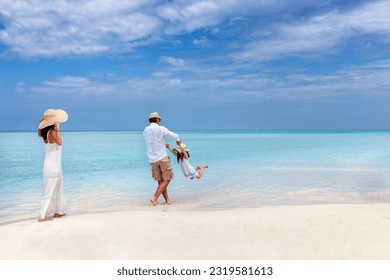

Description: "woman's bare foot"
38 217 52 222
150 198 159 206
165 199 171 205
54 213 65 218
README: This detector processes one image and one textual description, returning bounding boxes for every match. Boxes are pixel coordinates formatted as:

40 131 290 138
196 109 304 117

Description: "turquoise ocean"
1 131 390 219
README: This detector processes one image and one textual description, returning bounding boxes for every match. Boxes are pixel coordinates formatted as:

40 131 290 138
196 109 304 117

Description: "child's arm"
178 146 189 159
166 143 177 156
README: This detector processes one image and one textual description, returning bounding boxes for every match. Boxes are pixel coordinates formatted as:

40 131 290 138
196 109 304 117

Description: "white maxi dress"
39 133 66 219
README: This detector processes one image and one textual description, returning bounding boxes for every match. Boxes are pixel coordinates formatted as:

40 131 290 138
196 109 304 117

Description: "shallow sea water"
1 130 390 219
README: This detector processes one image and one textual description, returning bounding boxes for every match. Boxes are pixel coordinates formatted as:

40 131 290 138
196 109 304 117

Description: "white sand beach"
1 203 390 260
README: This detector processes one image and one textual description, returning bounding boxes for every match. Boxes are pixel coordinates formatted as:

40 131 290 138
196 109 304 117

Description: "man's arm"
162 126 181 142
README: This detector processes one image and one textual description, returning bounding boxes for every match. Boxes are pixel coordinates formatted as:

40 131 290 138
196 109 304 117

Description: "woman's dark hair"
175 149 190 162
40 125 55 141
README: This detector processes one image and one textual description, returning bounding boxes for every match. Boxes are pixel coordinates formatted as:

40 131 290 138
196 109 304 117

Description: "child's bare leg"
196 165 208 179
195 165 208 171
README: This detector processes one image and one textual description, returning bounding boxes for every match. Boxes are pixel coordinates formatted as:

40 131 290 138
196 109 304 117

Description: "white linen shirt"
143 123 180 163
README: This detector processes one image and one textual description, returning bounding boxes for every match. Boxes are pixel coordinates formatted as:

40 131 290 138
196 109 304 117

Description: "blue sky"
0 0 389 131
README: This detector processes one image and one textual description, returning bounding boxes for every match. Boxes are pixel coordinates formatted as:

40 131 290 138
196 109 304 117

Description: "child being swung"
166 143 208 179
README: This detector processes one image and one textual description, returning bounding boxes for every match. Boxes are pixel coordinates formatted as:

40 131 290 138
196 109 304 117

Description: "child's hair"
174 148 190 162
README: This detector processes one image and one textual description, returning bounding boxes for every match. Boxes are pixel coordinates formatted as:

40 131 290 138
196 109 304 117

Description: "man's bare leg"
162 189 171 204
150 180 170 206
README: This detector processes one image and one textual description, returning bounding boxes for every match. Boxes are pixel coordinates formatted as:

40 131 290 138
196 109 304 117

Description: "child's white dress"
178 158 198 179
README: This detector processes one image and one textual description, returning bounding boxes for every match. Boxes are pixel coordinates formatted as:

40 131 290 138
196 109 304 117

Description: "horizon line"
1 129 390 133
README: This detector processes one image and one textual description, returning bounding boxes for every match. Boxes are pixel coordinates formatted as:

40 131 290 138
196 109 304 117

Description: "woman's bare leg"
54 213 66 218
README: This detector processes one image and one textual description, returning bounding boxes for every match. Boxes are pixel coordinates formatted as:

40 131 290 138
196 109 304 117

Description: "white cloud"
0 0 161 57
159 0 223 34
30 76 114 95
3 0 389 103
20 58 390 104
15 81 25 92
42 76 91 88
232 0 390 62
192 36 210 48
160 56 185 67
151 71 171 78
167 78 181 85
0 0 321 58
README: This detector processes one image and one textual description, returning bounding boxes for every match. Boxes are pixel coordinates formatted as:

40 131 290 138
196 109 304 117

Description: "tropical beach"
1 2 390 279
1 131 390 259
1 203 390 259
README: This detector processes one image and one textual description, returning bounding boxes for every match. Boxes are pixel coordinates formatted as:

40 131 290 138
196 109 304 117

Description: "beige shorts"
151 156 174 181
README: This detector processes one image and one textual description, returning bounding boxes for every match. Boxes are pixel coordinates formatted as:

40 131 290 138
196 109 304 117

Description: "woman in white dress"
166 143 208 180
37 109 68 222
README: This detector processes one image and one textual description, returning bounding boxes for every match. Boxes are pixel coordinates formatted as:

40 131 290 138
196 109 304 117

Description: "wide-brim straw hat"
175 143 190 152
39 109 68 129
148 112 162 120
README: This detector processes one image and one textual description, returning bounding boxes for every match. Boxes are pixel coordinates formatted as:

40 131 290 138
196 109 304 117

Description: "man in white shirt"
143 112 181 205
